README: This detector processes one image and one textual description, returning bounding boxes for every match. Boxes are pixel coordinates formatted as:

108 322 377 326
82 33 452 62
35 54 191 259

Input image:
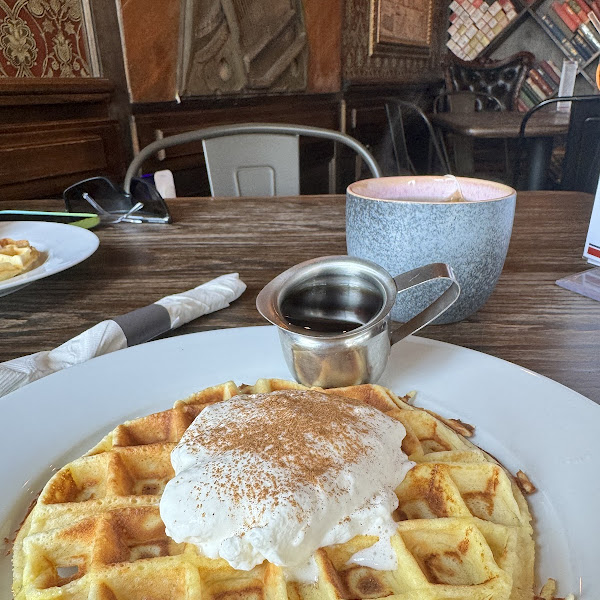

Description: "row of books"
540 0 600 65
447 0 518 61
516 60 562 112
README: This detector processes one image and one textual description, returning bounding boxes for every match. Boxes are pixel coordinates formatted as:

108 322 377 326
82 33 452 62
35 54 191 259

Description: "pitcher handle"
390 263 460 345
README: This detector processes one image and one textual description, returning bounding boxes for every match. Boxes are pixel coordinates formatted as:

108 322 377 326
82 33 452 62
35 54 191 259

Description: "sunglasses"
63 177 171 224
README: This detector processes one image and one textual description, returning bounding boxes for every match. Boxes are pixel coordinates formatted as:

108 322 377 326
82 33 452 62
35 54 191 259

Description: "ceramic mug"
346 176 516 324
256 255 459 388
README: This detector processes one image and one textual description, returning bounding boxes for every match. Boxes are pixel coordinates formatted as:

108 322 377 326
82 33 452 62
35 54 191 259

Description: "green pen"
0 210 100 229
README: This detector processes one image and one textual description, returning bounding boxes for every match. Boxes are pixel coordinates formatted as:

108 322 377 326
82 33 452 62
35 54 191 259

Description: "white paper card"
557 60 578 112
583 174 600 266
154 169 177 199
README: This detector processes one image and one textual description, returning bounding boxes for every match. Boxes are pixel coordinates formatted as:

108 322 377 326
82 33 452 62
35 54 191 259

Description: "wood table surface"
2 191 599 402
429 110 570 138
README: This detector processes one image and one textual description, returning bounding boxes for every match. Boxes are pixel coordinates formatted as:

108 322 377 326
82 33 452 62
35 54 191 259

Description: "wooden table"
2 191 599 402
430 111 570 190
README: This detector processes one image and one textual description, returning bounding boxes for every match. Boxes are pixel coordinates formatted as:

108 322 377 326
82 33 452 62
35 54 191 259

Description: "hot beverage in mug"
346 176 516 324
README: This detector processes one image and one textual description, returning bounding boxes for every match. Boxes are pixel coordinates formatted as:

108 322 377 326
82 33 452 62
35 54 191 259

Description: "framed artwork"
369 0 434 58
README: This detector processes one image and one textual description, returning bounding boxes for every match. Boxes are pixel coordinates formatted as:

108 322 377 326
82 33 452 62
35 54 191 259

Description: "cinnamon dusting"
180 390 389 520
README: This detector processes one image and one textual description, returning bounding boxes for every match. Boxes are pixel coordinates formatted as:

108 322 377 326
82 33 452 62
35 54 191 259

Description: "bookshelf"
447 0 600 101
448 0 530 60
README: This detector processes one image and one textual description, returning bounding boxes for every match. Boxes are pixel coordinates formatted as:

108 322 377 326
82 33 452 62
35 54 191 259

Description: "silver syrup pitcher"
256 256 460 388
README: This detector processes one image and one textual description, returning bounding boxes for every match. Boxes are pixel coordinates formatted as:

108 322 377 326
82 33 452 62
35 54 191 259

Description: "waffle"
12 379 535 600
0 238 41 282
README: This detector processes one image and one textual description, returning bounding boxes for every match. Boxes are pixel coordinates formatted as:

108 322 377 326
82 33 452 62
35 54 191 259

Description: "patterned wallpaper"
0 0 92 77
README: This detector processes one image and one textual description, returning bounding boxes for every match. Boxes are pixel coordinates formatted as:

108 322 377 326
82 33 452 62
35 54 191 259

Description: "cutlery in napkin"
0 273 246 398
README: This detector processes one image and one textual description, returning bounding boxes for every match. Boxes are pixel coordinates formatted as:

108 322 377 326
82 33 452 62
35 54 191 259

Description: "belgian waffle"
12 379 535 600
0 238 41 282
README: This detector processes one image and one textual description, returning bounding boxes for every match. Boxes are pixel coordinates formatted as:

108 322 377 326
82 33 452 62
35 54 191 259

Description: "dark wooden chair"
512 95 600 193
441 51 535 111
433 90 503 114
439 52 534 180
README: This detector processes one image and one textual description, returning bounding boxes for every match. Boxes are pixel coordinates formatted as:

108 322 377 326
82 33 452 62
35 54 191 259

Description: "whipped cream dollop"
160 389 414 581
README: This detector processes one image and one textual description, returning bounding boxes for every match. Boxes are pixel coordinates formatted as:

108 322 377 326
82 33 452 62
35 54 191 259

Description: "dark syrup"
280 282 382 334
284 314 364 334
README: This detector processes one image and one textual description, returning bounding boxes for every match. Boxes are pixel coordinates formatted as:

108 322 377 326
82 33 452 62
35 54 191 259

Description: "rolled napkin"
0 273 246 398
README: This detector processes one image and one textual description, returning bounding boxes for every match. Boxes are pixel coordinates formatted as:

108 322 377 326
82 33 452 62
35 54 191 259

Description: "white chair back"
202 133 299 196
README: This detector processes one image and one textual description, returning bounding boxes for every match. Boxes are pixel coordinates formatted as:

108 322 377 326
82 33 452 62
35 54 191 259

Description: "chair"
123 123 382 197
512 95 600 193
432 90 504 175
433 90 503 114
442 51 535 111
383 99 451 176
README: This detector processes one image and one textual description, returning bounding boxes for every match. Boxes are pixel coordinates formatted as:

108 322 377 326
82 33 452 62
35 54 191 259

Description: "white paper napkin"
0 273 246 398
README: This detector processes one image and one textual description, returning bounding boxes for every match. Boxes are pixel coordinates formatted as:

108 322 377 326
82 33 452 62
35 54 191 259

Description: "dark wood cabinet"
0 79 124 202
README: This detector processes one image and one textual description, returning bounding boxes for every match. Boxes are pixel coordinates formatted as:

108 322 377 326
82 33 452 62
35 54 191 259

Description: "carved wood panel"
179 0 308 97
118 0 340 102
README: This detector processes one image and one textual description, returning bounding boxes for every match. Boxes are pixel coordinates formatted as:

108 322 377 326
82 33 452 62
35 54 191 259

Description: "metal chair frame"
123 123 382 197
433 90 506 177
384 99 452 176
512 95 600 192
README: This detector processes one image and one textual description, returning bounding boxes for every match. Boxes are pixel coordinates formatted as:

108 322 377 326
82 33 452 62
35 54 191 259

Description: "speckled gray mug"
346 176 516 324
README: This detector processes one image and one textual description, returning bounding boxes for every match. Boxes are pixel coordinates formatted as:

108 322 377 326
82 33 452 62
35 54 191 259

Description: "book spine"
567 0 600 53
541 13 586 62
529 68 556 95
545 59 563 79
573 0 593 15
517 95 534 111
567 0 589 24
527 76 550 99
553 1 580 31
563 36 587 62
572 31 595 58
579 22 600 50
543 11 572 38
592 0 600 20
521 80 544 104
547 8 577 38
588 10 600 35
522 92 536 108
564 2 587 26
536 64 560 88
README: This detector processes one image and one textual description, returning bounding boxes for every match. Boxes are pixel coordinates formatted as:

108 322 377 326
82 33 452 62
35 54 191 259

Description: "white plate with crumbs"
0 221 99 297
1 326 598 597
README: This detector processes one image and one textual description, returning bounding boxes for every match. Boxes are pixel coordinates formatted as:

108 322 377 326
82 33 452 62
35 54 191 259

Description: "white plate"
1 326 597 597
0 221 99 296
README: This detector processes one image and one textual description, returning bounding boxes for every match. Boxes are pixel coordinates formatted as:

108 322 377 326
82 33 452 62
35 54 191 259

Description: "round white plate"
0 221 99 296
1 326 597 597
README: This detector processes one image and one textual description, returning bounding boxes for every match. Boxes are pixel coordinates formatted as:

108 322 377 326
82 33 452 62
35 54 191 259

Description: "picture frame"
369 0 434 58
82 0 101 77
